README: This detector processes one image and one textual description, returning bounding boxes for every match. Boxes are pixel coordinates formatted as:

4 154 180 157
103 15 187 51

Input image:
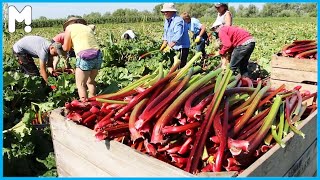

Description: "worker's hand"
51 71 59 77
163 46 171 53
194 36 201 43
160 43 167 51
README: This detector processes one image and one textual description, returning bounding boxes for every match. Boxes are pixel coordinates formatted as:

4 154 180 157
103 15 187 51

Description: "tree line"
11 3 317 29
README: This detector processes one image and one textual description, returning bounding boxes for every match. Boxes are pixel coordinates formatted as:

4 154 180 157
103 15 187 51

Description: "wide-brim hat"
161 3 177 12
63 17 87 30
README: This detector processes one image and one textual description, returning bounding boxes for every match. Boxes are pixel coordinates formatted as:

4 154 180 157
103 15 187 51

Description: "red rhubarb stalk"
129 98 148 142
151 68 223 144
285 98 305 138
114 71 178 120
231 82 270 137
136 70 192 129
215 99 229 172
178 137 193 155
162 122 200 134
186 67 232 173
184 83 215 119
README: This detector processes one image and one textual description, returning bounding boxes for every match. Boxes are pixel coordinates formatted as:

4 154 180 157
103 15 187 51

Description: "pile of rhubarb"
63 52 317 174
280 40 317 60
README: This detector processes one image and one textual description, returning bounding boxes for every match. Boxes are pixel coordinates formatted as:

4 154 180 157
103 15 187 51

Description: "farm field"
2 17 317 176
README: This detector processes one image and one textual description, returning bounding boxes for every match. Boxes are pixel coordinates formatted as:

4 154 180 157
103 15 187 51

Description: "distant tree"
229 6 236 17
153 4 163 15
103 12 111 17
83 12 102 19
277 10 298 17
247 4 259 17
300 3 317 17
38 16 47 20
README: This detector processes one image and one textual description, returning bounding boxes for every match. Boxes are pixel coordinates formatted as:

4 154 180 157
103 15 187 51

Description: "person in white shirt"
121 29 136 40
211 3 232 29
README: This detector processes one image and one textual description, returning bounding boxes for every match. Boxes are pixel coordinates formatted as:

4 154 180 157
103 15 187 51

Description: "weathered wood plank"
270 67 317 82
57 166 71 177
238 111 317 177
53 141 111 177
50 108 196 177
271 79 317 94
284 139 317 177
271 55 317 72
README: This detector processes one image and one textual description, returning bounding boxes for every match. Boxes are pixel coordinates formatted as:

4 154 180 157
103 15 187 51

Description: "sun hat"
214 3 228 8
51 42 65 56
63 17 87 30
161 3 177 12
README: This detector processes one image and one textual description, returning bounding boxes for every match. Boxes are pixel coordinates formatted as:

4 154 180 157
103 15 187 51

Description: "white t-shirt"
121 30 136 39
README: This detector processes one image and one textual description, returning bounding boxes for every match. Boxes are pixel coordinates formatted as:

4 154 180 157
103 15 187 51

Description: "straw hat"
161 3 177 12
63 17 87 30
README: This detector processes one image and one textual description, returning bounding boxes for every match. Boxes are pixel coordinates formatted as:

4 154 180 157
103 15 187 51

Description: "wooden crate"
49 108 317 177
270 54 317 93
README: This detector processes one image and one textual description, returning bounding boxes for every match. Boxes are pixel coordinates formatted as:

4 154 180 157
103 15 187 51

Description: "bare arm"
198 24 206 37
63 29 72 52
39 60 49 84
224 11 232 26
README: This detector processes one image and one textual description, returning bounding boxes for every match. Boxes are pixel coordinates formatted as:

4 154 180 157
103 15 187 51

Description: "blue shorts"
76 51 102 71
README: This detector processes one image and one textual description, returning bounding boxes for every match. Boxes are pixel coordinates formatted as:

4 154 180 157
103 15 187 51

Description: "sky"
7 3 265 19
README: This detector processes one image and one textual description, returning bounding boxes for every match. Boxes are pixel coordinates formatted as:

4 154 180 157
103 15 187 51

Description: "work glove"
163 46 172 53
160 43 167 51
194 36 201 43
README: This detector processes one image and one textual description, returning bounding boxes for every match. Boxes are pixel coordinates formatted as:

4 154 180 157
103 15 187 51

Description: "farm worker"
212 21 255 77
180 12 208 60
211 3 232 30
159 3 190 67
52 24 96 70
121 29 136 40
51 32 73 71
211 3 233 68
62 17 102 101
12 35 65 88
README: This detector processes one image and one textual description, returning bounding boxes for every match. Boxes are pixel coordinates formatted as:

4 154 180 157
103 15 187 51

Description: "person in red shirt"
212 21 255 77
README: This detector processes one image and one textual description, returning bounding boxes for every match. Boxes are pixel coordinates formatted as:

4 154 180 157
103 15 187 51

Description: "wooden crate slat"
271 55 317 72
270 67 317 82
283 139 317 177
271 79 317 93
54 140 111 177
50 109 196 177
238 111 317 177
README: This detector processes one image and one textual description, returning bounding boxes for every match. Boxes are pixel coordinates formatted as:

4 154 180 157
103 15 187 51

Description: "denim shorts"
76 51 102 71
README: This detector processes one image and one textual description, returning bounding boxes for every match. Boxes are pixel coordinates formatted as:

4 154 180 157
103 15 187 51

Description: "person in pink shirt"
51 32 74 70
52 32 65 44
212 21 255 77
